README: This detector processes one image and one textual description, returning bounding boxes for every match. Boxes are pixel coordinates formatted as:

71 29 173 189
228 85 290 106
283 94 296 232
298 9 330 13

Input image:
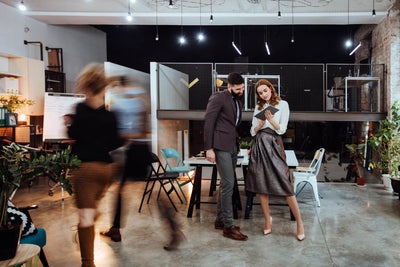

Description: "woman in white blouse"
245 79 305 241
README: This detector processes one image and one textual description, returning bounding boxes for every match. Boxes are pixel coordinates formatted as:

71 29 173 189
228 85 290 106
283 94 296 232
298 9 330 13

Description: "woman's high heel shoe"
297 234 305 241
263 216 272 235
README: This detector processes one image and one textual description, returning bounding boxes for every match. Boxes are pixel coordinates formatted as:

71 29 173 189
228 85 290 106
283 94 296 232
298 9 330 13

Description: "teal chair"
19 205 49 267
161 148 196 202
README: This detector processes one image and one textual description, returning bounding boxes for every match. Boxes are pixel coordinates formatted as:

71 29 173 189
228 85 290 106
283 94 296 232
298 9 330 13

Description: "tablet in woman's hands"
255 106 279 120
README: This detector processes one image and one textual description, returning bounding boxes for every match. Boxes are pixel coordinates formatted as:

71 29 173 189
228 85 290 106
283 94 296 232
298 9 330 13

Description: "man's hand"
206 149 216 163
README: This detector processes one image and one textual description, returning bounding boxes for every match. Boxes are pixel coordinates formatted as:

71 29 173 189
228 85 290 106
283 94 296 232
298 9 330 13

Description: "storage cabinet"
45 70 65 93
0 54 45 115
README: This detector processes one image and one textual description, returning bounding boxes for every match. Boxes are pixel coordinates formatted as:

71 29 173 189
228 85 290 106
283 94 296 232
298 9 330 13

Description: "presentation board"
43 92 85 141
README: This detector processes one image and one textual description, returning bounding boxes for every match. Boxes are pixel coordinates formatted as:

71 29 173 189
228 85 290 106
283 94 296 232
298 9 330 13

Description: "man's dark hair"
227 72 244 85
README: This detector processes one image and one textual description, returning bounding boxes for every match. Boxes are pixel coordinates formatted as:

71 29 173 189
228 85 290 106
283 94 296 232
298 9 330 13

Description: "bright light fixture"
232 41 242 55
197 32 205 42
18 0 26 11
345 39 352 48
265 42 271 55
349 42 362 56
126 12 133 21
179 36 186 45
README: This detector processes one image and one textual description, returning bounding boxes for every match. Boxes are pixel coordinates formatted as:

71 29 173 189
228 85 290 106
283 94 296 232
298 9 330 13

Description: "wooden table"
0 244 40 267
184 157 243 218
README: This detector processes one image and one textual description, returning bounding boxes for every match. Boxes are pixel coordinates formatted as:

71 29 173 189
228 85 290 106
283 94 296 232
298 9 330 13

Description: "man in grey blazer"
204 72 248 241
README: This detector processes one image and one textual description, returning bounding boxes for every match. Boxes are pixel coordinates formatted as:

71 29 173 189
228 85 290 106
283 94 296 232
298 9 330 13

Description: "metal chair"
161 148 196 202
138 152 183 212
293 148 325 207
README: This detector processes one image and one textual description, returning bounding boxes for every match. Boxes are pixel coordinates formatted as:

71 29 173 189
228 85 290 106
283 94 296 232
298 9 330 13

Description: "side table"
0 244 41 267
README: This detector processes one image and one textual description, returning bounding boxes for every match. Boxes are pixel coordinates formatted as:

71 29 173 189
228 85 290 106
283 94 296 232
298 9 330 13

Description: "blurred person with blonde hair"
66 63 123 267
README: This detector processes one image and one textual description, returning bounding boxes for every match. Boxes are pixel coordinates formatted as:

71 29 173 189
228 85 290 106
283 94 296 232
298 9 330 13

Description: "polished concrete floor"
12 171 400 267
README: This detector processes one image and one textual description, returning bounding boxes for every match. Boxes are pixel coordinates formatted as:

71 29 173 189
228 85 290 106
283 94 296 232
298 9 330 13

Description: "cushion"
7 202 37 237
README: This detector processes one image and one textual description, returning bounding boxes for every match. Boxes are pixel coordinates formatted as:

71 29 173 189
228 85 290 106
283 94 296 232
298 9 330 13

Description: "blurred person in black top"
66 63 123 267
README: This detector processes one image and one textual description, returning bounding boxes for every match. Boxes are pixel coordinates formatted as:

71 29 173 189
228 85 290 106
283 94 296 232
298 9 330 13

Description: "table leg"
244 191 255 219
187 165 202 218
209 166 217 196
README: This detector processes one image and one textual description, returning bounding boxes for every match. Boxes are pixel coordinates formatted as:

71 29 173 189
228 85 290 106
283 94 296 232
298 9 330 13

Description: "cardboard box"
0 77 19 94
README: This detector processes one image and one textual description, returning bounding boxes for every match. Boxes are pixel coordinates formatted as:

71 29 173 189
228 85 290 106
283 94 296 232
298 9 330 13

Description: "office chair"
161 148 196 202
293 148 325 207
138 152 183 212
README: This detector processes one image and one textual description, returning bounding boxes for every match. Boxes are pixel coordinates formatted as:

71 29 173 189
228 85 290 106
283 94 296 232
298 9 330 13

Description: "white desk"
184 150 298 219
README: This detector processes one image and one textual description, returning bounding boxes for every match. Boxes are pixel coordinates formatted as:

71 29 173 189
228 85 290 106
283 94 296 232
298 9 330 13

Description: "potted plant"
368 101 400 195
239 138 253 159
0 94 35 113
345 143 366 186
0 142 80 260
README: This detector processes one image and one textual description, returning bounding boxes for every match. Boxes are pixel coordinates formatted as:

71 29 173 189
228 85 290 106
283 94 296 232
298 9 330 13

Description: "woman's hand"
265 110 274 121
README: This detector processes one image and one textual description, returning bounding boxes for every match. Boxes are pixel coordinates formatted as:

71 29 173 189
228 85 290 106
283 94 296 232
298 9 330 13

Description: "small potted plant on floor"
345 143 366 186
368 101 400 195
0 143 81 260
239 138 253 159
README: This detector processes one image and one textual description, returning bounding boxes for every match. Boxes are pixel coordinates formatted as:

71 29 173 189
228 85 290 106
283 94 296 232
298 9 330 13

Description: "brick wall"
370 0 400 111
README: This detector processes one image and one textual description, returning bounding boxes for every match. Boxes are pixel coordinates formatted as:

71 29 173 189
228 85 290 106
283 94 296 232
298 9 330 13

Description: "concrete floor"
12 172 400 267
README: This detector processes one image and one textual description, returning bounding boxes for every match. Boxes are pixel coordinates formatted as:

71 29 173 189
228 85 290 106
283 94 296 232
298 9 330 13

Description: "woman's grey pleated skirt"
245 128 294 196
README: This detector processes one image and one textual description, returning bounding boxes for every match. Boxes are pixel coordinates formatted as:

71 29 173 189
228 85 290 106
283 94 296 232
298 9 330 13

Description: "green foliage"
368 101 400 178
0 143 81 228
239 139 254 149
0 94 35 113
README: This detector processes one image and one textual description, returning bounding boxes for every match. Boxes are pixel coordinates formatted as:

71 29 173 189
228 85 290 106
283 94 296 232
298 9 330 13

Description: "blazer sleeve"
204 93 222 150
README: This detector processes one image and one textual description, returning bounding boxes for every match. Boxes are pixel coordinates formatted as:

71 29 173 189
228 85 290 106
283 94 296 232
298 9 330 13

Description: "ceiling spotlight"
18 0 26 11
126 12 133 21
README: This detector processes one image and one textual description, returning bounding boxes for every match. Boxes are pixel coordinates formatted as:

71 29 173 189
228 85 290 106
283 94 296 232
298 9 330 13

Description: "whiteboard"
43 92 85 141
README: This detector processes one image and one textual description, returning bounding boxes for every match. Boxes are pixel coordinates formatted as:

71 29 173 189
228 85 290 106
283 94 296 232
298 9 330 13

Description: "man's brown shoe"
100 227 121 242
222 226 248 241
214 221 240 230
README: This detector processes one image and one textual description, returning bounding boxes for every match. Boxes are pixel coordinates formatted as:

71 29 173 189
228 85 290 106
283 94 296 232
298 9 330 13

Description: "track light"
18 0 26 11
232 41 242 56
349 42 362 56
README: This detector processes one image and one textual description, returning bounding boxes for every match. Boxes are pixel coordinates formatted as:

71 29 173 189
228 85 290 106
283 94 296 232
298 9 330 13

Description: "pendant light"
264 26 271 55
277 0 281 19
209 0 214 23
178 1 186 45
197 0 205 42
291 0 294 43
345 0 352 49
155 0 159 41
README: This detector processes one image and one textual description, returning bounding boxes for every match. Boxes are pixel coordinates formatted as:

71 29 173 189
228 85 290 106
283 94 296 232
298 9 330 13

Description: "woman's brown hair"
255 79 281 110
75 62 111 95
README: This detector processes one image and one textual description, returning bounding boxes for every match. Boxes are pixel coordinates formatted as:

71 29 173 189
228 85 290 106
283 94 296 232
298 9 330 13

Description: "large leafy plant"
0 143 81 229
368 101 400 178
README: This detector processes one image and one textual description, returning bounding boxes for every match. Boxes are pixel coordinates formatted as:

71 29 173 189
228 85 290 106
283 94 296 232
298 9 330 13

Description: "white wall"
0 2 107 93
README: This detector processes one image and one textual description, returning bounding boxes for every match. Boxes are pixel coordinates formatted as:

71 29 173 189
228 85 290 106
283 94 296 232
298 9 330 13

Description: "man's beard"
232 91 243 100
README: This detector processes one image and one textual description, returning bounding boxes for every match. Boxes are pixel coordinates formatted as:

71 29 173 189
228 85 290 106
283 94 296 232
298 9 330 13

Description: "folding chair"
161 148 196 202
293 148 325 207
138 152 183 212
